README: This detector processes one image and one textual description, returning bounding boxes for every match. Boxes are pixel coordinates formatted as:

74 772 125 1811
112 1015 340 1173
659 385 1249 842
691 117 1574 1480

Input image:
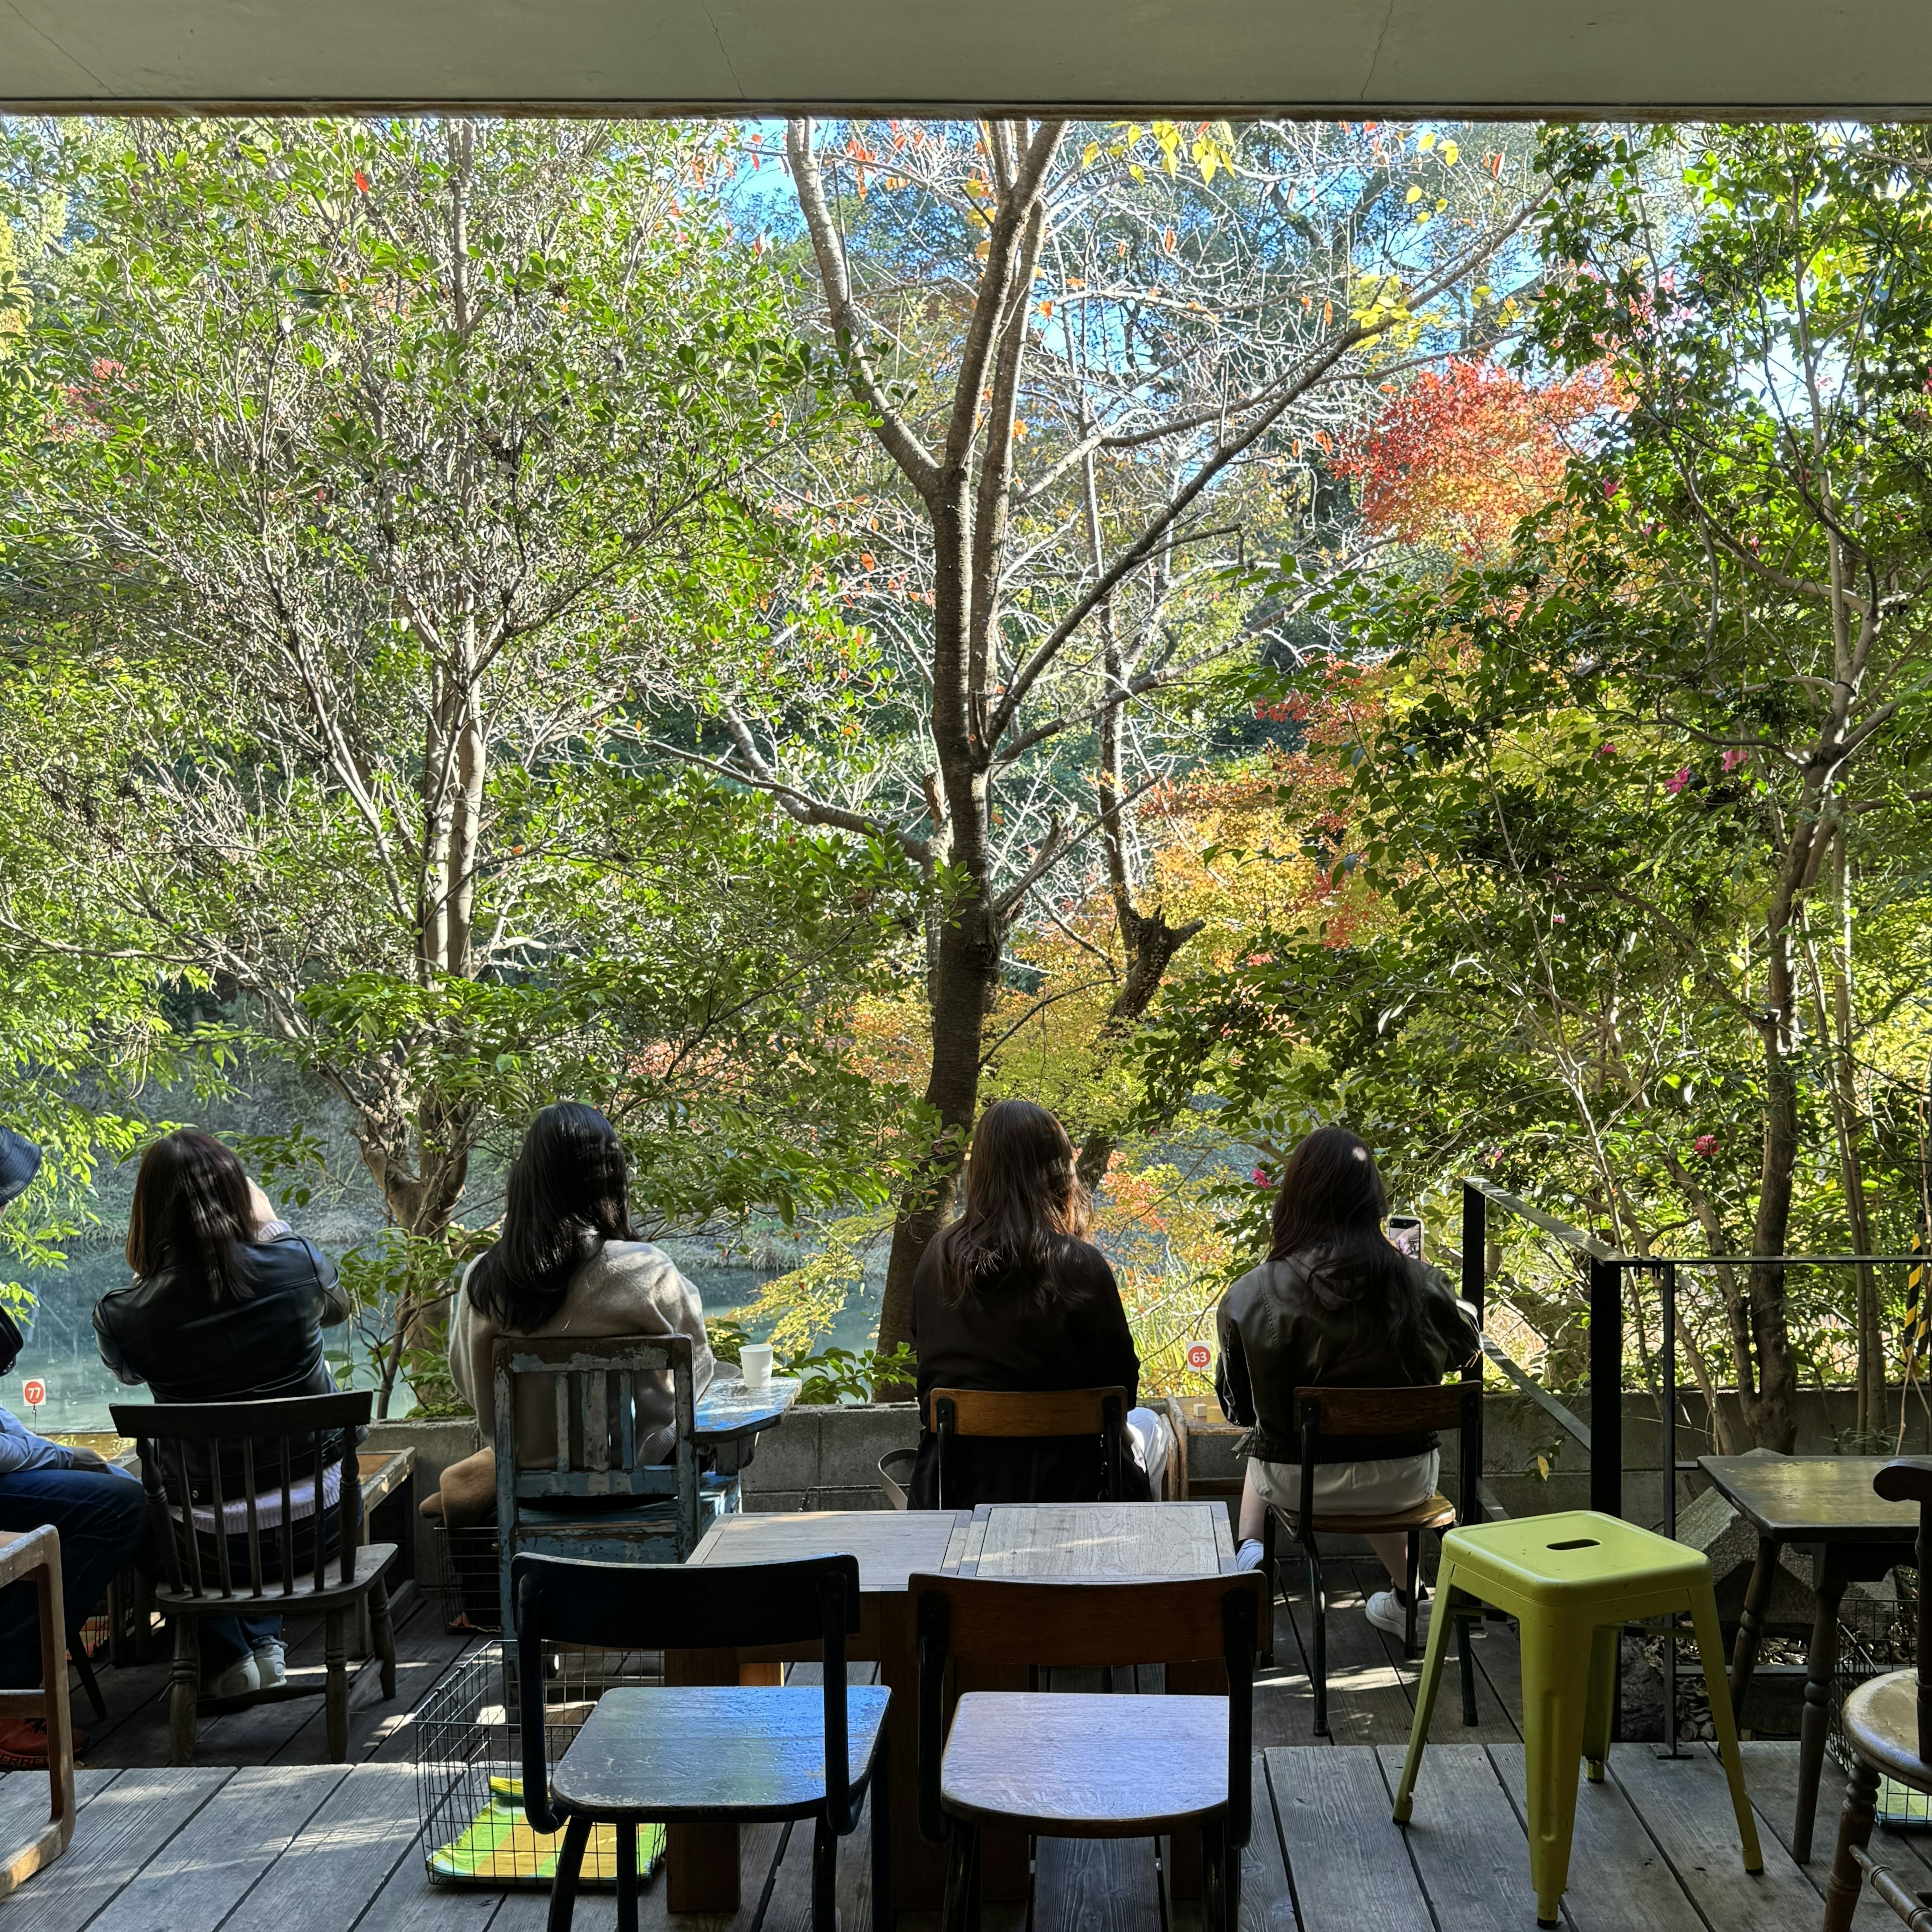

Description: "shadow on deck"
0 1563 1902 1930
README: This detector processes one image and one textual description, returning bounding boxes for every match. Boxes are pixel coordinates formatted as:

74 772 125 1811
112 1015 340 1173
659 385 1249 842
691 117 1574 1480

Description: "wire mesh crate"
1830 1565 1930 1829
413 1639 667 1888
419 1521 506 1634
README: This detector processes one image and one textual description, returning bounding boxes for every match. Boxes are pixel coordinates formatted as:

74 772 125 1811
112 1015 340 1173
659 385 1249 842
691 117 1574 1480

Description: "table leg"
1728 1534 1777 1724
666 1646 745 1913
1794 1549 1850 1866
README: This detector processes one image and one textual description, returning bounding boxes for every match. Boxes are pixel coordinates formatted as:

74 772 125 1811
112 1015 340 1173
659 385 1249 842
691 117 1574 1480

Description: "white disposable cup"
740 1343 774 1389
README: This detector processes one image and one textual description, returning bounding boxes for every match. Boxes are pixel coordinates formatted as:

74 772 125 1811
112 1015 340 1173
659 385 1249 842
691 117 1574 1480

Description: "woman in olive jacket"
1215 1125 1477 1641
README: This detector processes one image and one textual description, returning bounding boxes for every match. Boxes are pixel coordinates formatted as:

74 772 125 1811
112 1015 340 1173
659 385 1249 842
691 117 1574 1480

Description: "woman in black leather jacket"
95 1129 351 1699
1215 1125 1477 1642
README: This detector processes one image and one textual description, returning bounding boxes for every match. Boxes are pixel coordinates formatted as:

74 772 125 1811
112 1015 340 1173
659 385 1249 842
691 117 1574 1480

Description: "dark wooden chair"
0 1526 75 1901
110 1390 397 1764
1259 1381 1481 1736
493 1332 720 1624
911 1570 1266 1932
512 1549 891 1932
1825 1456 1932 1931
925 1386 1131 1510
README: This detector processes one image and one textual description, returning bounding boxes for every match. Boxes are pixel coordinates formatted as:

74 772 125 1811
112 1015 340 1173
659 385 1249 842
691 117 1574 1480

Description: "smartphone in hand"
1387 1214 1423 1260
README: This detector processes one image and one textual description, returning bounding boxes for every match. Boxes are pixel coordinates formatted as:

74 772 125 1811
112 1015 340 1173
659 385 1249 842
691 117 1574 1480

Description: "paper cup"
740 1343 774 1389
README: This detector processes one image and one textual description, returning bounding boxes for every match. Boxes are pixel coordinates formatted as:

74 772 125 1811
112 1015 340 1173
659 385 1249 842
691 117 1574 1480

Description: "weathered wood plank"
86 1762 347 1932
1266 1744 1432 1930
1609 1742 1822 1932
0 1765 118 1859
1354 1561 1522 1744
1373 1741 1541 1930
1230 1751 1297 1932
969 1503 1228 1580
221 1760 427 1931
351 1840 505 1932
0 1766 231 1932
1467 1613 1528 1733
1735 1741 1932 1929
1276 1565 1417 1747
1489 1742 1704 1932
1033 1835 1164 1932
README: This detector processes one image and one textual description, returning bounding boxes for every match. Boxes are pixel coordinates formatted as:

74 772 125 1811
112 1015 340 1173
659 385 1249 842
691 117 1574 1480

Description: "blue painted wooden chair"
492 1333 733 1625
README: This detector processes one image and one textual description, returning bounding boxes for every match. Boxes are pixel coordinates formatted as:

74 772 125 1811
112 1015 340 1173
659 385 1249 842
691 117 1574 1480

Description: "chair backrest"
1293 1381 1481 1529
511 1550 863 1833
909 1570 1266 1849
109 1391 371 1602
1873 1457 1932 1763
927 1385 1129 1508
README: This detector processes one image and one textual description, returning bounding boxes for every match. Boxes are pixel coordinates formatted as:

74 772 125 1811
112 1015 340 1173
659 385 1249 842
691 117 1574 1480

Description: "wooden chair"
911 1570 1266 1932
512 1549 891 1932
1259 1381 1481 1736
925 1386 1131 1510
109 1391 397 1764
1825 1457 1932 1931
493 1333 731 1624
0 1526 75 1900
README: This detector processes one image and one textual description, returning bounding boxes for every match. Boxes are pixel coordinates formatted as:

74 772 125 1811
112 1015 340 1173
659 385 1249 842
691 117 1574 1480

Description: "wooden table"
1700 1453 1918 1863
666 1507 970 1914
954 1498 1238 1579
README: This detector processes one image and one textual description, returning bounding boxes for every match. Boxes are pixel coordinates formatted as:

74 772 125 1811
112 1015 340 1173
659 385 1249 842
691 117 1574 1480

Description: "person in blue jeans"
0 1128 148 1767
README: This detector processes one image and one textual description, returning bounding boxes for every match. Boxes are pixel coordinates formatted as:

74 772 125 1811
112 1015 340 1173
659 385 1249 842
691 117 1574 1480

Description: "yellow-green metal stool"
1391 1508 1761 1927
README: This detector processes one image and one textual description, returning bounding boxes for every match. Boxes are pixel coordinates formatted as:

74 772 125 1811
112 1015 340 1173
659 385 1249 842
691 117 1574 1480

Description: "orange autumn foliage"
1342 357 1618 560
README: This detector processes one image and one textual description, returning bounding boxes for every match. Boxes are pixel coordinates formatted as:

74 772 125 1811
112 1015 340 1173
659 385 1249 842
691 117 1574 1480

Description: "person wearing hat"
0 1128 147 1768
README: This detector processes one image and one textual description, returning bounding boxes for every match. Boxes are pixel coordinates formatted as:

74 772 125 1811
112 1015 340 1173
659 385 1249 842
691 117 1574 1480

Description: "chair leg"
1688 1584 1763 1874
368 1573 398 1701
323 1610 350 1762
1517 1614 1593 1928
1824 1757 1880 1932
1404 1532 1421 1655
941 1818 980 1932
617 1819 639 1932
812 1815 838 1932
869 1738 893 1932
1308 1550 1328 1737
547 1813 591 1932
1201 1817 1226 1932
1580 1625 1619 1783
1259 1510 1277 1669
69 1638 108 1723
168 1615 199 1767
1456 1596 1479 1728
1391 1558 1459 1825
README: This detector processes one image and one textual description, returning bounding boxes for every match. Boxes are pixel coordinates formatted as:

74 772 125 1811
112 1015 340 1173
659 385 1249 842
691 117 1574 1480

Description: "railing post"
1462 1183 1486 1521
1589 1256 1624 1519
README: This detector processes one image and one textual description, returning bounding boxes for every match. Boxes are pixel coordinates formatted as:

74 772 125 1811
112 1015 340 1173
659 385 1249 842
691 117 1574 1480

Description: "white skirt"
1249 1449 1438 1516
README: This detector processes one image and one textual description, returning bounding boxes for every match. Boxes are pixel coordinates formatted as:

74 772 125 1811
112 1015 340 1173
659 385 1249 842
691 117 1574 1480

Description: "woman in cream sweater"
449 1102 715 1469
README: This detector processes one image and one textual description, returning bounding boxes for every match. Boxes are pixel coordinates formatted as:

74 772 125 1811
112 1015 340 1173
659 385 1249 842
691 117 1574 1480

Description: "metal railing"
1459 1175 1927 1754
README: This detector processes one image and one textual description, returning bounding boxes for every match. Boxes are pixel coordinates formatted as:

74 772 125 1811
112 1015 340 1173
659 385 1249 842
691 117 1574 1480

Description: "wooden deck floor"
1 1564 1920 1931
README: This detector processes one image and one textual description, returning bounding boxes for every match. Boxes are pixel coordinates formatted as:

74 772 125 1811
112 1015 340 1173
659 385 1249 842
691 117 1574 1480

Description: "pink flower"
1252 1167 1270 1188
1597 742 1617 758
1552 913 1566 924
1722 747 1748 772
1693 1134 1719 1158
1665 768 1691 795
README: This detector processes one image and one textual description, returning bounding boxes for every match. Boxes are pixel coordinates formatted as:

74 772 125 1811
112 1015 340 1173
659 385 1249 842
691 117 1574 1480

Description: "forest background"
0 114 1926 1454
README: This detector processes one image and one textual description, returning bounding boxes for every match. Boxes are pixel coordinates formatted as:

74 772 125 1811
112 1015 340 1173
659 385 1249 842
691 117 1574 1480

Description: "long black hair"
933 1099 1092 1310
466 1103 632 1333
1267 1125 1415 1321
125 1129 256 1304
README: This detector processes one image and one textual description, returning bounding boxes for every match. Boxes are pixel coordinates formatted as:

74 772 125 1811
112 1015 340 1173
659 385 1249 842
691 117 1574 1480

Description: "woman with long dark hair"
449 1102 714 1473
96 1127 350 1699
907 1098 1170 1507
1215 1125 1477 1638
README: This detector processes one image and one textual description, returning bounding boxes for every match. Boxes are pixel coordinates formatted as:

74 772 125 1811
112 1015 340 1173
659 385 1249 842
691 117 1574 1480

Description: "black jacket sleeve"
1215 1290 1256 1427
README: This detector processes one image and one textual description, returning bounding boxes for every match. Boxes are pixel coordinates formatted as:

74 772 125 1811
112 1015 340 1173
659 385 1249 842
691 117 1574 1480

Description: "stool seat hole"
1546 1538 1599 1550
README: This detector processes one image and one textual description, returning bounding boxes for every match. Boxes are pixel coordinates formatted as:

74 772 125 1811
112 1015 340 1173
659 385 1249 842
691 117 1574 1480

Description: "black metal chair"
512 1549 892 1932
911 1570 1265 1932
1825 1457 1932 1930
110 1390 396 1763
1259 1381 1482 1735
925 1386 1131 1509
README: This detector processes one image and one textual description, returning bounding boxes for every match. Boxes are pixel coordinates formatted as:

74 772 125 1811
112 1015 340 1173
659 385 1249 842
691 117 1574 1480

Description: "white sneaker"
1365 1589 1430 1643
205 1653 261 1700
252 1641 287 1689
